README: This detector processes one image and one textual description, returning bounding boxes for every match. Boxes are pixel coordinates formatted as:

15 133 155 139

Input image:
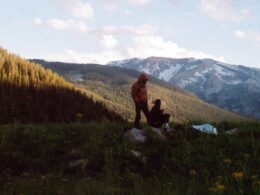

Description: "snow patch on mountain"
186 65 198 70
179 79 195 87
159 64 183 82
109 58 142 67
201 68 211 74
214 64 234 76
227 80 242 85
194 71 204 78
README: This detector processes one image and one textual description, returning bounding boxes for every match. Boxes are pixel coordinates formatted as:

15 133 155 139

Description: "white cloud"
200 0 250 22
100 35 118 49
41 34 225 64
34 19 156 39
125 35 225 61
33 18 89 32
48 19 69 30
124 9 134 15
93 0 151 10
234 30 247 39
33 17 225 64
128 0 151 6
33 18 43 25
121 24 157 36
234 30 260 42
241 9 251 17
101 1 118 11
43 49 123 64
57 0 94 19
87 24 157 37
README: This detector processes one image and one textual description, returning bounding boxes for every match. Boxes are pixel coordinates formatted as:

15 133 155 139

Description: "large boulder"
125 128 147 143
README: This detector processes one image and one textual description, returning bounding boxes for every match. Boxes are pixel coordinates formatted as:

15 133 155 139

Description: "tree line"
0 48 122 123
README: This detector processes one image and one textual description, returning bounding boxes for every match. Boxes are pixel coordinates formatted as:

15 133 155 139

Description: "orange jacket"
131 74 149 103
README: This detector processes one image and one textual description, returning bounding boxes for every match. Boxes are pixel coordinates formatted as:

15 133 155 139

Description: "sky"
0 0 260 68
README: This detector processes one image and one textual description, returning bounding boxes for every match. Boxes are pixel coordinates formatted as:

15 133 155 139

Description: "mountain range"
32 59 244 123
108 57 260 119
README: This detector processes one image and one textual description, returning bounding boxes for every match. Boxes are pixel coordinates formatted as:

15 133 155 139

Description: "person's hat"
138 73 149 82
154 99 161 105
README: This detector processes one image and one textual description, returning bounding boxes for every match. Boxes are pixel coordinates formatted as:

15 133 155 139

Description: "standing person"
131 73 150 129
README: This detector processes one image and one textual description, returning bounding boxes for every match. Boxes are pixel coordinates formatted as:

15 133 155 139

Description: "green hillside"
33 60 246 123
0 49 122 123
0 122 259 194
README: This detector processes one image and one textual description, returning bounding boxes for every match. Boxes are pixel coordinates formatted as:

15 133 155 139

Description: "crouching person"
150 99 171 131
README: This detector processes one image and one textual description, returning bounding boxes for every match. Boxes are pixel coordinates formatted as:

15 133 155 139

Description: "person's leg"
134 102 141 129
162 114 171 129
140 102 150 125
162 114 170 123
155 115 164 128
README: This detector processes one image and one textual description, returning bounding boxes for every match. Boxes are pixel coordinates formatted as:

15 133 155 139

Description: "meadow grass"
0 121 259 194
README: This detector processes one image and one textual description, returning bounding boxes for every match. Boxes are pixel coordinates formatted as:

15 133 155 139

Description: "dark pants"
150 114 170 128
134 101 150 129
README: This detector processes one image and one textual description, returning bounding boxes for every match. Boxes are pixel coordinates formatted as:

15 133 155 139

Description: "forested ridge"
0 48 122 123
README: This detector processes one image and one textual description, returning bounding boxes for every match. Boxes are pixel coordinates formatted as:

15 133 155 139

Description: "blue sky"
0 0 260 68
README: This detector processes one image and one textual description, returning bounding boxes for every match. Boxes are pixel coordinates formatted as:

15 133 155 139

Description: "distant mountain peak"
108 57 260 119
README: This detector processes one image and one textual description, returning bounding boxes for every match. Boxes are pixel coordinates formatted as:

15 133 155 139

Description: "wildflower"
216 176 222 180
189 169 196 176
223 159 232 164
215 183 226 190
239 189 244 193
232 172 244 179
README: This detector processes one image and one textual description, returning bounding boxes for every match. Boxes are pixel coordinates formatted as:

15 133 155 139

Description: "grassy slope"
33 60 246 123
0 49 122 123
0 122 259 194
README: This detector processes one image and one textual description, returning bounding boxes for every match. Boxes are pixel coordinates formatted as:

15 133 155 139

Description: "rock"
130 150 142 159
151 127 166 139
125 128 146 143
192 124 218 135
225 128 239 135
141 156 147 164
68 159 89 171
129 150 147 164
165 127 175 133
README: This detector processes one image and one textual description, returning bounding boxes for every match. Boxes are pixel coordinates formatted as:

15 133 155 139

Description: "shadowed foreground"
0 122 259 194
